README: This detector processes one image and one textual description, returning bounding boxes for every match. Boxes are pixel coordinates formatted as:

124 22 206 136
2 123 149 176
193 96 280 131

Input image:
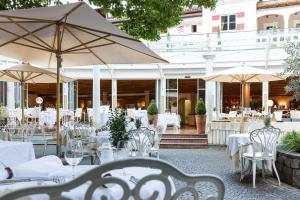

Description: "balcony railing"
143 28 300 52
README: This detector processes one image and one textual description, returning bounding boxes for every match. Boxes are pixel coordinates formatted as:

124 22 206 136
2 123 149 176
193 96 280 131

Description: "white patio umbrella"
0 2 167 152
202 64 285 109
0 63 73 123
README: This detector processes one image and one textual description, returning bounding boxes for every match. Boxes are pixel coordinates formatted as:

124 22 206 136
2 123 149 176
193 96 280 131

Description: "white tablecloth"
158 113 180 128
0 141 35 167
208 121 264 145
227 134 251 170
0 156 175 200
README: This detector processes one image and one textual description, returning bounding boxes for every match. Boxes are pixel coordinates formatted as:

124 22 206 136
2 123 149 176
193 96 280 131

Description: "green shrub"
264 116 271 126
106 109 129 146
195 98 206 115
147 100 158 115
279 131 300 153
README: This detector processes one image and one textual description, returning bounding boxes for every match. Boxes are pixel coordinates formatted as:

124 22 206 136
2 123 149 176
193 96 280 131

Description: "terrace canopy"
0 2 167 152
0 63 73 123
202 64 285 108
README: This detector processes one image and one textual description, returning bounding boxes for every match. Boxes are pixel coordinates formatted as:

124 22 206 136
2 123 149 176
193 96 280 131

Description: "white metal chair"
241 126 281 188
1 158 225 200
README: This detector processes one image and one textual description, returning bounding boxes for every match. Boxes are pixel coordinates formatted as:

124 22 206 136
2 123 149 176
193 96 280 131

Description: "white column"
160 77 166 113
93 65 101 128
284 14 290 35
262 81 269 112
62 83 68 110
7 82 15 109
155 79 160 111
203 54 216 123
111 79 117 110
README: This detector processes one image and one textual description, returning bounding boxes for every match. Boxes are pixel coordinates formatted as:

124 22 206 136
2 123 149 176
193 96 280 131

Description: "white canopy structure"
0 2 167 152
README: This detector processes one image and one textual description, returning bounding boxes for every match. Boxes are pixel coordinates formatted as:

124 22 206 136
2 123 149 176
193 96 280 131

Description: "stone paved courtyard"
36 145 300 200
159 147 300 200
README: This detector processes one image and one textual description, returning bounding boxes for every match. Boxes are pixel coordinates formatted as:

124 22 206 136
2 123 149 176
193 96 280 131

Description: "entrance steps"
160 134 208 149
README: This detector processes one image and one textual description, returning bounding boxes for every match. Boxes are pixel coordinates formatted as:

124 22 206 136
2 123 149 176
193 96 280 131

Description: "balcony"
144 28 300 52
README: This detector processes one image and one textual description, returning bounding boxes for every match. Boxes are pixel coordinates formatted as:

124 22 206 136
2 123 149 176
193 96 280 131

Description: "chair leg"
43 141 48 156
272 161 281 186
240 157 244 181
262 160 265 179
252 161 256 188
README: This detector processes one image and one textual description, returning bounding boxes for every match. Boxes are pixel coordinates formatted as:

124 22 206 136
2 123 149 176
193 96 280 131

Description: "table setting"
0 137 174 200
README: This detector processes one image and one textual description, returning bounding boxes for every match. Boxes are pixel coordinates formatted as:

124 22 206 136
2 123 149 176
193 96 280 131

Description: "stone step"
160 142 208 149
161 134 207 139
161 138 208 144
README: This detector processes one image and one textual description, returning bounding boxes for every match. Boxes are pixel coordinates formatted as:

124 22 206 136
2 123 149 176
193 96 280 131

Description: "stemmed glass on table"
65 139 83 179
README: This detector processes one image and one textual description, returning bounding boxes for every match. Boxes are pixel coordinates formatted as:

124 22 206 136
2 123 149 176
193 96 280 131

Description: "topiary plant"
264 115 271 126
195 98 206 115
147 100 158 115
106 109 129 146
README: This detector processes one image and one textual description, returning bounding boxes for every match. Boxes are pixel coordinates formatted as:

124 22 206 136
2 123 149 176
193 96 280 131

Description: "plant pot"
148 114 158 128
195 115 206 134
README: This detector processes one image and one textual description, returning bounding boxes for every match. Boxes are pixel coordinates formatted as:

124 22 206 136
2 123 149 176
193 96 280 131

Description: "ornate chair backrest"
128 127 155 156
250 126 281 158
1 158 225 200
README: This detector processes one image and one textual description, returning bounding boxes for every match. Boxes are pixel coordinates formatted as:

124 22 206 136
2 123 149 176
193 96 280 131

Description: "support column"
7 82 15 109
203 54 216 124
160 77 166 113
93 65 101 128
215 82 221 115
111 79 117 110
102 92 108 105
284 14 290 35
62 83 68 110
244 83 251 108
155 79 160 112
262 81 269 112
144 90 150 107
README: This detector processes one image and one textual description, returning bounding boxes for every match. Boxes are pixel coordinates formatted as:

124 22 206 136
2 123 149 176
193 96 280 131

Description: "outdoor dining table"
0 156 175 199
0 141 35 167
227 133 251 170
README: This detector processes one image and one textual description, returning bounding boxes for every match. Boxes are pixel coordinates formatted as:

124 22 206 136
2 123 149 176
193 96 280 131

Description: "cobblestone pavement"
159 147 300 200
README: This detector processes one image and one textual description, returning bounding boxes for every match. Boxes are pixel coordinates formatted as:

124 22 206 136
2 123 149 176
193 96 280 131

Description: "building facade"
0 0 300 127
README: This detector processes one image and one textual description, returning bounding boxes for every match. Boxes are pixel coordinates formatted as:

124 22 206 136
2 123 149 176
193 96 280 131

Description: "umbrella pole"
240 82 245 133
56 55 62 156
21 82 25 125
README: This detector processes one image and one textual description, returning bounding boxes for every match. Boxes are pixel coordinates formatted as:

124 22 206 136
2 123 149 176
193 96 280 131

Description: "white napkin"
12 155 63 178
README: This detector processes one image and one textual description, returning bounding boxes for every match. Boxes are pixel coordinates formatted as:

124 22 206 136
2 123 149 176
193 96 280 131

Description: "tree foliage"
284 42 300 98
0 0 217 40
0 0 54 10
89 0 217 40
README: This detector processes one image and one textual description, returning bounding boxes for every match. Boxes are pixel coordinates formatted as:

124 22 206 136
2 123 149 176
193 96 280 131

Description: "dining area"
0 121 226 200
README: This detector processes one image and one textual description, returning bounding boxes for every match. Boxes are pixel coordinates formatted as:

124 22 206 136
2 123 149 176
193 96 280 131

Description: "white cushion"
243 152 273 158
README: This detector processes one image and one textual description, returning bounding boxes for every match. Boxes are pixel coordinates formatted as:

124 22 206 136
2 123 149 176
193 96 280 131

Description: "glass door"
166 79 178 113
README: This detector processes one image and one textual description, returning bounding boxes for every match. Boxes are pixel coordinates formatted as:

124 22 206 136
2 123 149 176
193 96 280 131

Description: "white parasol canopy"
0 2 167 152
202 64 285 109
0 63 73 123
202 65 285 83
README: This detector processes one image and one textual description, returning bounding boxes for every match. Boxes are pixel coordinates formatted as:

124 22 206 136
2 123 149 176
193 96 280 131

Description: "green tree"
0 0 216 40
0 0 57 10
90 0 217 40
284 41 300 98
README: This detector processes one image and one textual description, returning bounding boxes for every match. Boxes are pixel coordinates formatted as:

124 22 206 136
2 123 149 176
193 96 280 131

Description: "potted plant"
147 100 158 127
195 98 206 134
106 109 129 146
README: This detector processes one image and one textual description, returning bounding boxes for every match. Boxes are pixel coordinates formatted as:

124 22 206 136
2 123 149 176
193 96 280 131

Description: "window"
191 25 197 33
221 15 236 31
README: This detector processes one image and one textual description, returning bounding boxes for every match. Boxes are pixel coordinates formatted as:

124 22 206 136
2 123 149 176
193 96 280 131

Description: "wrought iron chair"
241 126 281 188
1 158 225 200
128 127 155 157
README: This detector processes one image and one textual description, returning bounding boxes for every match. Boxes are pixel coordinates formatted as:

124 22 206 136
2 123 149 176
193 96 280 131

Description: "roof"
257 0 300 9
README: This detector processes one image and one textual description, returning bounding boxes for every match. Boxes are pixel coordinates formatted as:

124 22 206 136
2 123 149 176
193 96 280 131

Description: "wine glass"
64 139 83 179
116 140 130 160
